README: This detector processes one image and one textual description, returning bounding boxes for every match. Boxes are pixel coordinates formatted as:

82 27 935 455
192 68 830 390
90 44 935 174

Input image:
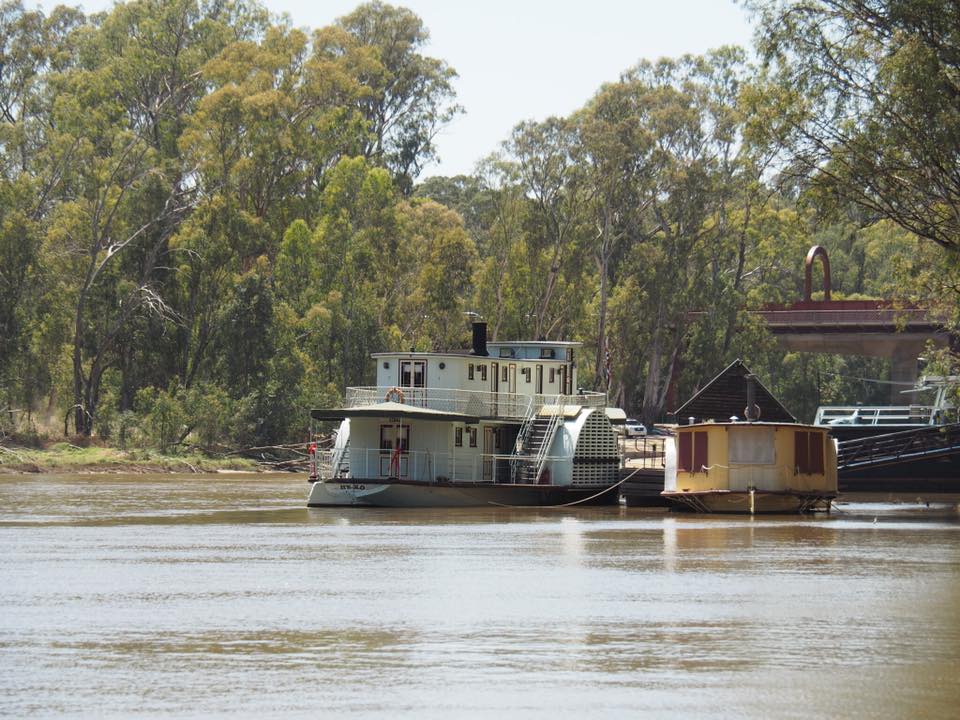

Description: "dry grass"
0 443 258 474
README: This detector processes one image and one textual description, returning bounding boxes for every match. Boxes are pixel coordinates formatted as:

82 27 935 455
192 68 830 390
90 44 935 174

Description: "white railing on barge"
813 405 938 428
344 387 607 420
315 448 587 485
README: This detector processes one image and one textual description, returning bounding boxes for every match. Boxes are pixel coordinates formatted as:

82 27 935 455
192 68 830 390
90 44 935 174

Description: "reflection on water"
1 474 958 718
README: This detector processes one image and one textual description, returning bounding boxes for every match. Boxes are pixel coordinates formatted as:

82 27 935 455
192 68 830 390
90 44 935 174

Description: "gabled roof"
673 359 797 423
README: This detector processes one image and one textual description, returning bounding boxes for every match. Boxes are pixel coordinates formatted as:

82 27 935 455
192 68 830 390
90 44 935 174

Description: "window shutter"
795 431 809 474
693 431 708 473
810 432 824 474
678 432 693 472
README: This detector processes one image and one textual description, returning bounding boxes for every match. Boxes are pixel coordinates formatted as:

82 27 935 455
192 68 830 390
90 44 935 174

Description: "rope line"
486 468 641 509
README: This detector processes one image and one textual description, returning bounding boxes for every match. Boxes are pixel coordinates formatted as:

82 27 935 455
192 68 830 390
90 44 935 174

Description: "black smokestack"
471 320 488 356
745 374 760 422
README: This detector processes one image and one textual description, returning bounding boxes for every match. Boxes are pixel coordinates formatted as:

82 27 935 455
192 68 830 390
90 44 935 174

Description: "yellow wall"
674 424 837 493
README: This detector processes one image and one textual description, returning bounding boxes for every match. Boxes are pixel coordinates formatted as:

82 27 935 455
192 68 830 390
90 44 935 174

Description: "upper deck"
371 322 584 402
341 386 606 421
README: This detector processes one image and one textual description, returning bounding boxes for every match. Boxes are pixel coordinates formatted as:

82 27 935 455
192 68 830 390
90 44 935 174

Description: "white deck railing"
344 387 606 420
315 448 569 484
813 405 937 427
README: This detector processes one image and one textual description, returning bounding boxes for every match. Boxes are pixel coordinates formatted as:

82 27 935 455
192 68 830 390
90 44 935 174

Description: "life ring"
384 386 405 403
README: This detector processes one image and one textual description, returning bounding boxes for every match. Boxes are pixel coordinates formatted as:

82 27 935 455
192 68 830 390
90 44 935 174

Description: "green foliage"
136 384 187 451
748 0 960 253
321 1 461 191
0 0 955 451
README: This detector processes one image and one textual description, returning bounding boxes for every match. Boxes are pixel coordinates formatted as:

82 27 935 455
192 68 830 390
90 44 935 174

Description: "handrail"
531 395 565 483
511 402 539 483
814 405 938 427
343 386 606 419
313 447 571 484
837 423 960 469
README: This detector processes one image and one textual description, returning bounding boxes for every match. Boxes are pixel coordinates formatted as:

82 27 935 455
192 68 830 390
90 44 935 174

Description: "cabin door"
482 427 496 481
490 362 499 416
559 366 568 395
399 360 427 406
536 365 543 395
508 364 517 393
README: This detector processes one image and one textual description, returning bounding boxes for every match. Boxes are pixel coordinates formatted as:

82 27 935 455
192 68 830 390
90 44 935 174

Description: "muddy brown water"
1 473 958 718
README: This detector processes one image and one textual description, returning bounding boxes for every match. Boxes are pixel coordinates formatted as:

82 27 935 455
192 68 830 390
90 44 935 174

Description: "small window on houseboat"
480 365 487 381
729 427 775 464
454 427 463 447
468 363 474 380
468 427 478 447
502 366 508 382
549 368 556 384
523 368 531 383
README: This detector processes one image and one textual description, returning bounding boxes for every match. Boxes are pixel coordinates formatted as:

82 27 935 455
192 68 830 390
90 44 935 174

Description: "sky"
39 0 756 178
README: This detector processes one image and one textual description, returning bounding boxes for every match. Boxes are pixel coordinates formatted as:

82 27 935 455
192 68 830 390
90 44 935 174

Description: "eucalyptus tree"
173 18 365 394
46 0 265 435
747 0 960 254
503 117 593 341
0 2 84 413
318 1 461 192
394 198 477 350
469 157 531 341
310 156 399 388
575 80 655 391
599 51 776 423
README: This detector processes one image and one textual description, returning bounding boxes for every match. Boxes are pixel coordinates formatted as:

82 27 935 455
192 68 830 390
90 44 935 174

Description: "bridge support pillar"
890 342 925 403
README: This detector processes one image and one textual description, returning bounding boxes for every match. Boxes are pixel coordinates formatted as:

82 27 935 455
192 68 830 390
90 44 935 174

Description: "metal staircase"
331 438 350 478
513 395 565 484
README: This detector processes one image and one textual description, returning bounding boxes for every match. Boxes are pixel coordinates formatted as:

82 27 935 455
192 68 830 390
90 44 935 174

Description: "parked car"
623 419 647 437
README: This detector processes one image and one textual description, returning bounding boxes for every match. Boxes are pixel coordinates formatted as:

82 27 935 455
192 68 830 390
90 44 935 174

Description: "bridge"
836 423 960 489
754 246 950 401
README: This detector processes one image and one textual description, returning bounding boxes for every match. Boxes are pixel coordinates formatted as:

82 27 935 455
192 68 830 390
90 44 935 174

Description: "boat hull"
307 478 620 508
661 490 835 514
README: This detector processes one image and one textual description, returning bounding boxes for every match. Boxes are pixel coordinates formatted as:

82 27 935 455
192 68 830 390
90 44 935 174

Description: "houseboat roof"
674 359 797 424
487 341 582 348
370 350 477 358
681 420 821 431
370 341 582 359
310 401 479 423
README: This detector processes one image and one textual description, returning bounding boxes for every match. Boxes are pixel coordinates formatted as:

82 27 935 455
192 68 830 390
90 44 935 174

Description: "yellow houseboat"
661 361 837 514
662 421 838 513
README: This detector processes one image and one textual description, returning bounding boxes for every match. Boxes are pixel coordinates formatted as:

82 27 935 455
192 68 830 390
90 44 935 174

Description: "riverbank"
0 443 261 474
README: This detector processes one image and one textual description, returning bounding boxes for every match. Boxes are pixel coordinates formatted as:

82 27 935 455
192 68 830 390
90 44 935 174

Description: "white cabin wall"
345 418 379 479
374 354 572 401
348 416 504 482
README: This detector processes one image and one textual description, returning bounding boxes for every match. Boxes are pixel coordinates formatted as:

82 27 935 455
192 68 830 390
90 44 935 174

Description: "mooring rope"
486 468 642 509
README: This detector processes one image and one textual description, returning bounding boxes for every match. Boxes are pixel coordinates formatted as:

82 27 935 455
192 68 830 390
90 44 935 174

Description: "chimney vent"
471 320 488 356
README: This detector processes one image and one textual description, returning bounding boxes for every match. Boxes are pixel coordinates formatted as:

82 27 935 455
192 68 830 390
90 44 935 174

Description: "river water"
1 473 958 719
